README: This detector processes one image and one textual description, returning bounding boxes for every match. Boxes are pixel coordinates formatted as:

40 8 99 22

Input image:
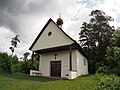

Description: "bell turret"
56 13 63 28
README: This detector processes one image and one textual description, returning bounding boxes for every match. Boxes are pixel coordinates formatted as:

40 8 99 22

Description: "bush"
97 46 120 76
11 61 30 74
96 66 110 75
11 63 21 73
0 52 39 74
0 52 12 72
18 60 39 74
20 62 30 74
32 60 39 70
95 74 120 90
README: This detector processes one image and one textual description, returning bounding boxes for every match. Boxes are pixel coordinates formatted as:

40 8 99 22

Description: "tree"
9 35 20 56
11 35 20 48
79 10 114 73
23 52 30 62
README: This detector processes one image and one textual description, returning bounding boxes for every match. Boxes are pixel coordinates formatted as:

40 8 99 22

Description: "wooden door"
50 61 61 77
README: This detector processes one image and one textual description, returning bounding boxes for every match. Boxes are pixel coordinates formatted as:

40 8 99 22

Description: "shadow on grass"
0 72 61 82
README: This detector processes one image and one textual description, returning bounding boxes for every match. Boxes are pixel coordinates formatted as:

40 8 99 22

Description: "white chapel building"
29 18 88 79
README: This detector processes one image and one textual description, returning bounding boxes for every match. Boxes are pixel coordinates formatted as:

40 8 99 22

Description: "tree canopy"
79 10 114 73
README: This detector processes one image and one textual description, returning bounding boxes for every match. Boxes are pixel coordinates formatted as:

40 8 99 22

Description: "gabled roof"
29 18 75 50
29 18 89 59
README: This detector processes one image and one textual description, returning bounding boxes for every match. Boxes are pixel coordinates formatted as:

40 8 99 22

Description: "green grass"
0 72 98 90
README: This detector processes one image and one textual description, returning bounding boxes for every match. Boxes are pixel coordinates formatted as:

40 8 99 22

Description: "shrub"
0 52 12 72
96 66 110 75
95 75 120 90
97 46 120 76
18 60 39 74
11 63 21 73
18 62 30 74
32 60 39 70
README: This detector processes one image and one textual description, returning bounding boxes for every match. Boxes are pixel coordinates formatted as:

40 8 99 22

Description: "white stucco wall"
39 51 69 78
38 50 88 79
31 21 73 51
71 50 77 71
76 50 88 76
39 50 77 78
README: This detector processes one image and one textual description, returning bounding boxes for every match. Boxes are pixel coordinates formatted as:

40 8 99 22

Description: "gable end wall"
31 21 73 51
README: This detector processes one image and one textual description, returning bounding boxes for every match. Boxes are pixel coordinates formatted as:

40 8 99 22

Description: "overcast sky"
0 0 120 58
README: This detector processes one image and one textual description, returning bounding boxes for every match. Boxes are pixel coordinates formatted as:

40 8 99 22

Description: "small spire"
56 13 63 28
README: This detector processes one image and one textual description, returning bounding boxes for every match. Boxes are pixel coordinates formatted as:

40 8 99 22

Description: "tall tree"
9 35 20 56
79 10 114 73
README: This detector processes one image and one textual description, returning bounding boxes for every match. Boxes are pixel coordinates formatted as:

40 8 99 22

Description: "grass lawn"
0 72 98 90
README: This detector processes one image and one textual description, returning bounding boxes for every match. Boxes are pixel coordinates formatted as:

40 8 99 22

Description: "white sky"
0 0 120 58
